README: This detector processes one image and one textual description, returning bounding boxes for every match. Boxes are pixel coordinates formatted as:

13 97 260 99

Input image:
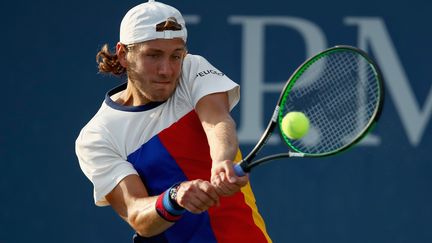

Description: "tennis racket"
234 45 384 176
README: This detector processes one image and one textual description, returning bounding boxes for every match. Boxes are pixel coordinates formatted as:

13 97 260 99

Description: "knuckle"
192 179 202 186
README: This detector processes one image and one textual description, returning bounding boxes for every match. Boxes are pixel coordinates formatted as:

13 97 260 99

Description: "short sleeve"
75 125 138 206
182 55 240 111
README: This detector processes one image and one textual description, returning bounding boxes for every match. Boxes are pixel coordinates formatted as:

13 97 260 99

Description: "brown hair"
156 18 182 32
96 44 126 76
96 21 184 76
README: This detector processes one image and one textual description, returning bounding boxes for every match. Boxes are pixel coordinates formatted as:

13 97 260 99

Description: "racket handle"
234 163 247 177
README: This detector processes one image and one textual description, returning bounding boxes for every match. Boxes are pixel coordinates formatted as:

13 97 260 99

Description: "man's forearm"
127 196 175 237
204 114 238 163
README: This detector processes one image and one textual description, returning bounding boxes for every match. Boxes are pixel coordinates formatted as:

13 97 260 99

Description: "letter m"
345 17 432 146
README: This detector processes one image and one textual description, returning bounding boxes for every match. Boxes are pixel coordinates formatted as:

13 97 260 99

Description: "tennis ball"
281 112 310 139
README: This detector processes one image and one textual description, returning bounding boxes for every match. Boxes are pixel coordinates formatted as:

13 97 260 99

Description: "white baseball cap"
119 0 187 45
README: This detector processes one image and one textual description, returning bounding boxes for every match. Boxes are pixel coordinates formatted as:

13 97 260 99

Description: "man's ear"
183 47 188 58
116 42 128 68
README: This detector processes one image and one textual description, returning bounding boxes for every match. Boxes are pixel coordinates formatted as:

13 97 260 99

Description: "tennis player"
75 0 272 242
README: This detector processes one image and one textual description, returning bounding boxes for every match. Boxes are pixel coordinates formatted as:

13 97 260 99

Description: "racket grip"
234 163 247 177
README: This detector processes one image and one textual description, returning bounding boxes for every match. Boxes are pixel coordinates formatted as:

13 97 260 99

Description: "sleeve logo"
196 69 225 78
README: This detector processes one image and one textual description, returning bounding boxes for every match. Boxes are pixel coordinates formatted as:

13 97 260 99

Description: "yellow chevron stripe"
235 150 273 243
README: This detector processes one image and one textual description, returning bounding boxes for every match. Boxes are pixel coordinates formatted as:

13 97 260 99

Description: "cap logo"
156 17 182 31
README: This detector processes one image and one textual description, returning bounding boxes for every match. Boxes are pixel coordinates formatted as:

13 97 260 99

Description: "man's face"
126 38 186 103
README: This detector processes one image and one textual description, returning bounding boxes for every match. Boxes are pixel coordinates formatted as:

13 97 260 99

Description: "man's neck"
116 82 150 106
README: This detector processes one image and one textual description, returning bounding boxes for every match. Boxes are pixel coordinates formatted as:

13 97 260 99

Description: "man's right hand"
175 180 220 214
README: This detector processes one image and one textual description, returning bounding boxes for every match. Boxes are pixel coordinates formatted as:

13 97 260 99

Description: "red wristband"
155 191 183 222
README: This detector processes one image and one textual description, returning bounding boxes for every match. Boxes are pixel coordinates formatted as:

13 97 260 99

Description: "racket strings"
282 50 380 155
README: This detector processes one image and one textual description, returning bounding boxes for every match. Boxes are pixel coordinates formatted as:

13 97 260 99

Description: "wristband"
166 183 185 211
155 183 185 222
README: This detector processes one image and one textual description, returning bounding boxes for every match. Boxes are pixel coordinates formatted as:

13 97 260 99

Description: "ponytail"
96 44 126 76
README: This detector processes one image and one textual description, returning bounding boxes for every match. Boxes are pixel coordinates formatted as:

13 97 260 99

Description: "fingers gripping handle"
234 163 247 177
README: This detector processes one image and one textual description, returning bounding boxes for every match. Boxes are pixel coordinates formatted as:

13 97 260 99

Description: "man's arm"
106 175 220 237
106 175 172 237
195 92 248 196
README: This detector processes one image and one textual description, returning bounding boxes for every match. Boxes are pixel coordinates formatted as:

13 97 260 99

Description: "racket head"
277 45 384 157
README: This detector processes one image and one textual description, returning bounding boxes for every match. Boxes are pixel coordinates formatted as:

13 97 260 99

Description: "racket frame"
235 45 384 175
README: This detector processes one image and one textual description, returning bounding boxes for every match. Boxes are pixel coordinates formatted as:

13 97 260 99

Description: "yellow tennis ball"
281 112 310 139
